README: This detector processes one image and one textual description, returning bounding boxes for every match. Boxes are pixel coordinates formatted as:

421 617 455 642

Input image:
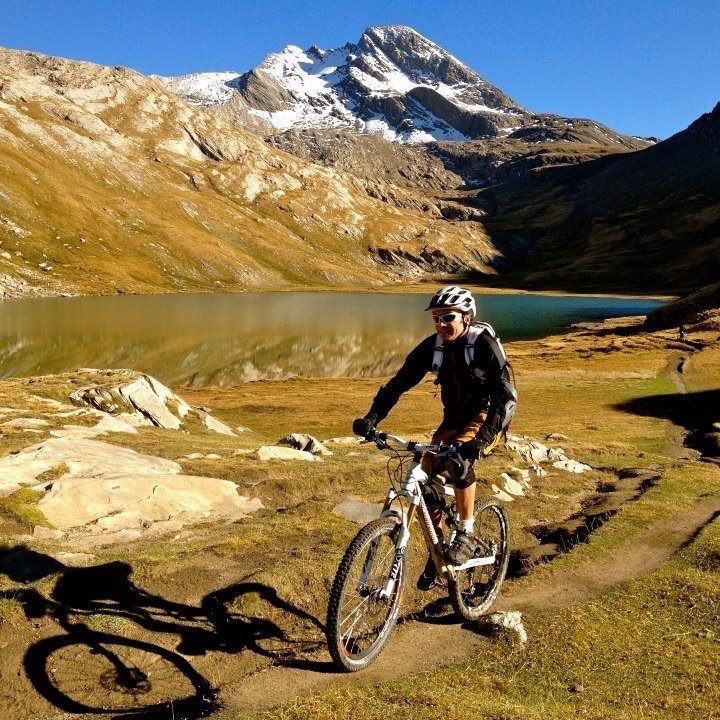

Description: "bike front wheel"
326 517 405 672
450 497 510 620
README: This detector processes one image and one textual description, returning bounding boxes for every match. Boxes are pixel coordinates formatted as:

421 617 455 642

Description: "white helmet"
425 286 476 318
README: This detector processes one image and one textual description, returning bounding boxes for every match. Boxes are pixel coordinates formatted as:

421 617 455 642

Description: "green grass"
0 489 50 529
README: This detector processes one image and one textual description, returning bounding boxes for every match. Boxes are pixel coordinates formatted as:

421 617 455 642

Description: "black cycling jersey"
367 329 511 445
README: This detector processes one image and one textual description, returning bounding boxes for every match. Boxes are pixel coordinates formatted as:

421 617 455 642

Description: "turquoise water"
0 291 664 386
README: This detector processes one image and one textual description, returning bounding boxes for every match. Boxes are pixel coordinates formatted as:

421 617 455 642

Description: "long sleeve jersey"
367 327 512 446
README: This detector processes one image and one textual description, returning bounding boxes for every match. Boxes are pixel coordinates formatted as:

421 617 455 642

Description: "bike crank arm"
444 555 496 575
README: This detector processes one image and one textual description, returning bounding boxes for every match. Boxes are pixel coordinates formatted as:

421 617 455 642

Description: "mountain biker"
352 286 516 590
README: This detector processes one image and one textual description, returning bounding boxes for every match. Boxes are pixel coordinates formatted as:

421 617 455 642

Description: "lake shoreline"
0 282 677 304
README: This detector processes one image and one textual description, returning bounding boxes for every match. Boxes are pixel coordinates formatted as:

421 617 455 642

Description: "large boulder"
69 370 237 436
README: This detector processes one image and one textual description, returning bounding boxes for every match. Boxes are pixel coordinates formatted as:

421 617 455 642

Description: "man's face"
431 310 468 342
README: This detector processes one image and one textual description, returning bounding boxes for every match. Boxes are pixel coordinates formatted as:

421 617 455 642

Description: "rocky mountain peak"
159 25 651 152
158 25 535 142
357 25 481 89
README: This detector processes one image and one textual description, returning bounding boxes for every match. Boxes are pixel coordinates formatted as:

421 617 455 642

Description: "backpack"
431 322 518 433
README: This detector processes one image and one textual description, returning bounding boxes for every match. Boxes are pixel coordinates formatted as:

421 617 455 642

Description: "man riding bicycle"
353 286 517 590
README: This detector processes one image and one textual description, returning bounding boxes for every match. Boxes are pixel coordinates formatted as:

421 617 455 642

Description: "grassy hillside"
0 48 499 298
475 103 720 295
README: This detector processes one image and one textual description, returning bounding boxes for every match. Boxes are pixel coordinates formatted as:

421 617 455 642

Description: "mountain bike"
326 430 510 672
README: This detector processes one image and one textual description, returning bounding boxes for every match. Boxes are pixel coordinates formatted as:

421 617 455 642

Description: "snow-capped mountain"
159 25 534 143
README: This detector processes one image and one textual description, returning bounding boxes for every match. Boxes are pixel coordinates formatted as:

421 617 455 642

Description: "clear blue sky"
2 0 718 139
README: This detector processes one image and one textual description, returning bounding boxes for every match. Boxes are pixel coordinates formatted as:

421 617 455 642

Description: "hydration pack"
431 323 518 433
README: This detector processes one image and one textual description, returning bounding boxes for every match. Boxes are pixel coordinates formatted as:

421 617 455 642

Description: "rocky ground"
0 316 718 719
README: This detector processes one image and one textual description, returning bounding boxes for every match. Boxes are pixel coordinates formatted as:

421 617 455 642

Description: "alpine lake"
0 291 665 387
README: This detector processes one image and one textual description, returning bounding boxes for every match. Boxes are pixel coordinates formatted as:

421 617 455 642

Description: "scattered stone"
254 445 318 462
204 413 237 436
278 433 333 455
480 611 528 644
491 485 514 502
552 459 592 473
500 474 526 496
507 434 592 474
69 370 236 436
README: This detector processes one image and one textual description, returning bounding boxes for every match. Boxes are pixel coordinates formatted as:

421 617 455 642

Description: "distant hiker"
352 286 517 589
677 357 686 373
678 324 687 342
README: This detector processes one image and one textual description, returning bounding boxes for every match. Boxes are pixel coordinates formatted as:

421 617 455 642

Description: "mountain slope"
0 48 501 298
475 102 720 293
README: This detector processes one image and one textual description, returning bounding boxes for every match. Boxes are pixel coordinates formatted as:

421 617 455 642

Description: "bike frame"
367 432 498 597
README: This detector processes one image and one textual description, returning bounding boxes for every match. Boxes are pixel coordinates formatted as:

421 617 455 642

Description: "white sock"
461 518 474 534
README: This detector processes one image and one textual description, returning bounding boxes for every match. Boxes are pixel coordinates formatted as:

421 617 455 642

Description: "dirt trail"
219 495 720 717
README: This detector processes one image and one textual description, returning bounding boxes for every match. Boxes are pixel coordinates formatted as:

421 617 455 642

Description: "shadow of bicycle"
0 546 331 718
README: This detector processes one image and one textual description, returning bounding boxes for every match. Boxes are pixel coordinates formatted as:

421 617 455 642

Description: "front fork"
376 461 447 595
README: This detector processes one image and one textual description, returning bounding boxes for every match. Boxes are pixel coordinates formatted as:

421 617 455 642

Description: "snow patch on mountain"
157 25 528 143
155 70 241 106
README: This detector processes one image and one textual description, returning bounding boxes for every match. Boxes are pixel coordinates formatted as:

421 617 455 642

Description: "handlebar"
361 430 456 456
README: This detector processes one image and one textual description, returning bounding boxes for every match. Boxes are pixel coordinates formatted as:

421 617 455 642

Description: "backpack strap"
432 323 506 379
465 323 509 379
431 334 444 375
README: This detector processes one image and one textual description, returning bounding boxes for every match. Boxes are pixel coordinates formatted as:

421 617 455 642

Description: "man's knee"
452 465 476 490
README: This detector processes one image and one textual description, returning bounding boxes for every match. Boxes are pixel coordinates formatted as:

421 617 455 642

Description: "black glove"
458 439 484 461
446 453 471 483
352 415 377 439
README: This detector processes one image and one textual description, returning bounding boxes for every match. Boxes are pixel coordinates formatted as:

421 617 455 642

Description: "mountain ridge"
158 25 652 150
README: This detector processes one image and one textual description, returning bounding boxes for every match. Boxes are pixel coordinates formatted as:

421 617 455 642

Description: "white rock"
500 474 526 496
552 459 592 474
37 473 264 530
255 445 317 462
0 437 181 495
116 376 185 429
203 413 237 436
484 611 528 644
491 484 514 502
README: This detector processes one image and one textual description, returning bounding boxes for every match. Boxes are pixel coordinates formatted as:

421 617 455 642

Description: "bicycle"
326 429 510 672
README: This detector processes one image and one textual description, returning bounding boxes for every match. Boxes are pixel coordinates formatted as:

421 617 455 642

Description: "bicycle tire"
24 631 217 717
326 517 405 672
449 497 509 620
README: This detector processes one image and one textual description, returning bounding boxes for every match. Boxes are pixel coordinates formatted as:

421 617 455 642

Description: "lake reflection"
0 292 663 386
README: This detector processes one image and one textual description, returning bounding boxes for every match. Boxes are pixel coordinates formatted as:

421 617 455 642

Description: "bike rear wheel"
450 497 509 620
326 517 405 672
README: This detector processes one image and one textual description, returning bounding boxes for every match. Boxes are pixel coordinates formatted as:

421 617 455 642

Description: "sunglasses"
432 311 462 324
